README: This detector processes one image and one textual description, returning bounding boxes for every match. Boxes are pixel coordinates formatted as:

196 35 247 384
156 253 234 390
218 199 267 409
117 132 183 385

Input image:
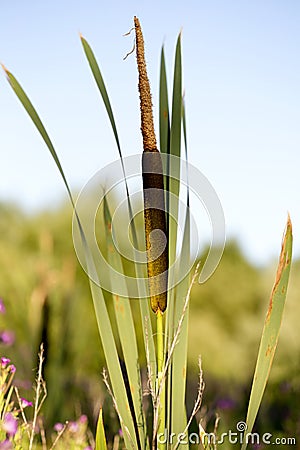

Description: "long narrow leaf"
241 216 292 450
81 36 157 384
2 66 73 205
168 32 182 264
103 196 146 449
164 34 183 434
170 99 190 446
159 46 170 156
162 35 182 338
158 47 171 353
2 68 138 449
159 46 170 210
166 32 182 314
80 228 138 449
159 46 170 159
95 409 108 450
169 33 182 161
80 36 122 159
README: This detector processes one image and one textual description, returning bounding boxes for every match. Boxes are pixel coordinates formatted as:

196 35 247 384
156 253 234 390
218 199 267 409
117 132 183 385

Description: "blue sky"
0 1 299 265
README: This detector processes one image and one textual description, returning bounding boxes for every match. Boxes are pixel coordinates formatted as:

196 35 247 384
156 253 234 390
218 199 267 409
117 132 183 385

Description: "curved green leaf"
241 216 293 450
2 66 73 205
80 37 156 385
80 36 122 159
103 196 145 449
95 409 108 450
170 98 190 447
2 66 138 449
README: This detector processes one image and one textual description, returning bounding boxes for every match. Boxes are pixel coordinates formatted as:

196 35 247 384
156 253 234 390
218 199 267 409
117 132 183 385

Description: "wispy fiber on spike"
134 16 168 313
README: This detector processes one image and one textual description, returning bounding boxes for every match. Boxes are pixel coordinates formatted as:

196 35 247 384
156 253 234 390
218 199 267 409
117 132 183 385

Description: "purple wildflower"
1 357 10 368
0 331 15 346
54 423 64 432
79 414 88 424
8 365 16 374
69 421 79 433
0 440 13 449
20 397 33 408
2 413 18 437
0 300 5 314
216 397 236 410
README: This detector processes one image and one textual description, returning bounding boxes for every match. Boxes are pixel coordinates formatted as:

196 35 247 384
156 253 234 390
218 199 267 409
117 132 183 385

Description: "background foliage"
0 200 299 442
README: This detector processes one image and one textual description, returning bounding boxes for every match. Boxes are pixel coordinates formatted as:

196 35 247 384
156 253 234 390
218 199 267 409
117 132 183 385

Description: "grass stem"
156 309 165 450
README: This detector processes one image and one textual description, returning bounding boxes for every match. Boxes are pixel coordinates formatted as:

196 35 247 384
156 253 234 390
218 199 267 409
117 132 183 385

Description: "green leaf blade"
241 216 293 450
3 66 139 449
77 223 138 450
159 46 170 157
162 34 183 438
95 409 108 450
170 33 182 161
2 67 73 205
103 196 146 448
170 99 191 448
80 36 122 158
80 37 156 385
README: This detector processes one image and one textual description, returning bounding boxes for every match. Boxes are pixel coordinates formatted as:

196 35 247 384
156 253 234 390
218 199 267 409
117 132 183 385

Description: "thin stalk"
156 311 164 378
29 344 47 450
156 310 165 450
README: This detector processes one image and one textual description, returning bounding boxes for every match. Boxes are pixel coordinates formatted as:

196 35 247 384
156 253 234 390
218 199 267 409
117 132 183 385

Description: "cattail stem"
134 17 167 449
156 309 166 449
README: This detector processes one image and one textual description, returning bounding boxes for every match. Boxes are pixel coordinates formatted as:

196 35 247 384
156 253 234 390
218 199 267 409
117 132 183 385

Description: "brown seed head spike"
134 16 168 313
134 16 157 152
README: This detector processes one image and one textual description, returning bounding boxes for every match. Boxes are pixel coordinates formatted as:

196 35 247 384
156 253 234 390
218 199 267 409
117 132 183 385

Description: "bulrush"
134 16 168 314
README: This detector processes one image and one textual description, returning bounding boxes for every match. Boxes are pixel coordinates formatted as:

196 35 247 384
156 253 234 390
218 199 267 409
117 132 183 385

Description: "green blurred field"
0 201 299 442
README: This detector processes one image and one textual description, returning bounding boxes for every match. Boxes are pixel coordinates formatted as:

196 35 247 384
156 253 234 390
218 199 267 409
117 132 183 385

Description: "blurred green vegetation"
0 201 299 442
